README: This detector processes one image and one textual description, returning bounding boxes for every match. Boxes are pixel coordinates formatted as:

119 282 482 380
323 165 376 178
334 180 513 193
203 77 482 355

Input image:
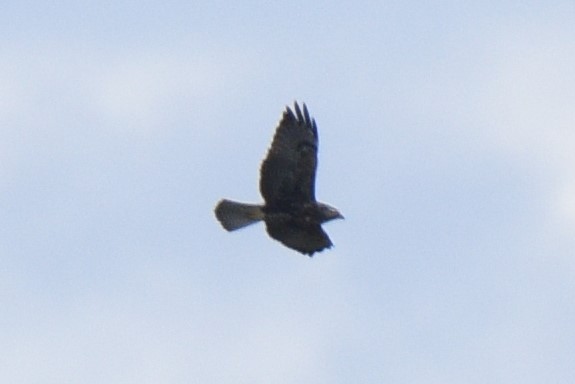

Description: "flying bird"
214 102 343 256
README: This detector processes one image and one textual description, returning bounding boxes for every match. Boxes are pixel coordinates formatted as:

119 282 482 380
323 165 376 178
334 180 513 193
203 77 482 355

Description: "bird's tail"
214 199 264 231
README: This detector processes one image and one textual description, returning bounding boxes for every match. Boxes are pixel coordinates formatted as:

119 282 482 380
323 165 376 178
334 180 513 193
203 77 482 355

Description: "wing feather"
260 102 318 208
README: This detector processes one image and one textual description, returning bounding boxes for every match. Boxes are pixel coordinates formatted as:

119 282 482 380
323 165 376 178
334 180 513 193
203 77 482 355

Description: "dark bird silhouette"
214 102 343 256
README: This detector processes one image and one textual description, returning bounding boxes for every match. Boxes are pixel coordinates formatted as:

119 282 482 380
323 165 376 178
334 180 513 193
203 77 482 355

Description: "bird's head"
317 202 344 223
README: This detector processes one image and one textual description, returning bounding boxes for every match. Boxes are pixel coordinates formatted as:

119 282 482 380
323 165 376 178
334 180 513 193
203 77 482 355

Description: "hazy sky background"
2 1 574 383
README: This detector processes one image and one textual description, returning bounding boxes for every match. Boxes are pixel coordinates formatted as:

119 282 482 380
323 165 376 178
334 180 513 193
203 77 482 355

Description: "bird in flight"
214 102 343 256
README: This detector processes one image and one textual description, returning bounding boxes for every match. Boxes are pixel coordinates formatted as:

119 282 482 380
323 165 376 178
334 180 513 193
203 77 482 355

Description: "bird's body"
214 102 342 256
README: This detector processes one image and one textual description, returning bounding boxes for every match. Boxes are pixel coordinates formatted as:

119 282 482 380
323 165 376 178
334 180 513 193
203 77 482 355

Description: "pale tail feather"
214 199 264 231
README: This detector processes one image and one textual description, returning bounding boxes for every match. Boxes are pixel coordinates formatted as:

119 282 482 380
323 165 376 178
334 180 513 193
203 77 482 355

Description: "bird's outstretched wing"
265 216 332 256
260 102 318 209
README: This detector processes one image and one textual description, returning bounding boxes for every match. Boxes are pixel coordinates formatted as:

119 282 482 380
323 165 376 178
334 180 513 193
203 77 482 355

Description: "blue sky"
1 1 574 383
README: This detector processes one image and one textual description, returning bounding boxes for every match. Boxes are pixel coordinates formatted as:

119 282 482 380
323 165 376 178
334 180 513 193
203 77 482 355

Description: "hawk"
214 102 343 256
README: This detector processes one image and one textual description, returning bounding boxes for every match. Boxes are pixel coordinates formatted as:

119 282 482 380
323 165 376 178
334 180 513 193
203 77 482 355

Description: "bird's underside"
264 211 334 256
215 199 337 256
214 102 342 257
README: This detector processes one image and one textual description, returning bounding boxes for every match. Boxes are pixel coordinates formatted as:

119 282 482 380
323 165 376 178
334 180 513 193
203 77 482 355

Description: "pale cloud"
0 42 254 134
551 180 575 234
480 22 575 235
486 33 575 157
88 50 247 134
0 42 254 181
